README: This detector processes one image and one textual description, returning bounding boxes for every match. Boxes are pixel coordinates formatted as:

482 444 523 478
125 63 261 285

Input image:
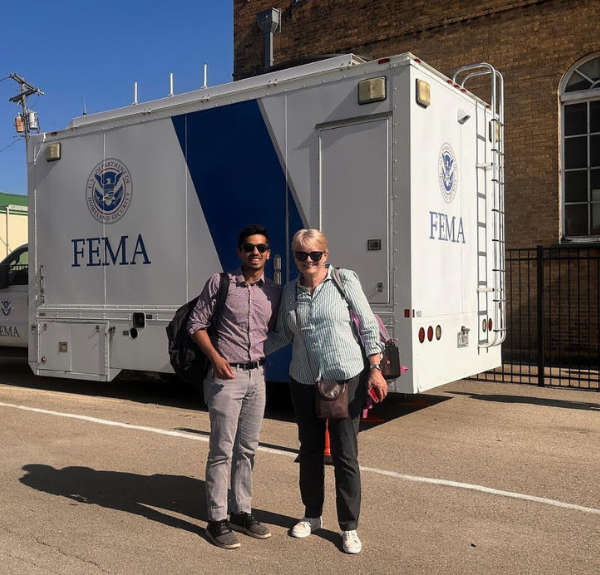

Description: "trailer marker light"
489 318 493 332
418 327 425 343
489 121 501 142
435 325 442 340
427 326 434 341
358 77 387 105
404 309 410 318
45 142 61 162
416 79 430 108
482 319 487 332
378 58 390 65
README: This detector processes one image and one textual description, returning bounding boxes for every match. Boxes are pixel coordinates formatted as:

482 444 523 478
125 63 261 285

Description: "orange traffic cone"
324 421 333 465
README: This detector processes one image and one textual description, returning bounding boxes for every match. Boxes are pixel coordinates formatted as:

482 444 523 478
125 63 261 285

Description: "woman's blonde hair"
291 229 328 252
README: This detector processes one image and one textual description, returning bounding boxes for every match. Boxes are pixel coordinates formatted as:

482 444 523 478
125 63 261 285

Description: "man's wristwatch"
369 364 381 371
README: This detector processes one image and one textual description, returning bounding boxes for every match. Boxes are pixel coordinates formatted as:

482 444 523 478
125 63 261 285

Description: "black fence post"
537 245 545 386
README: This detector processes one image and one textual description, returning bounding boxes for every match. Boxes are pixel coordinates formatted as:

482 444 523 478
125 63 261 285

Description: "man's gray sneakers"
229 512 271 539
206 520 241 549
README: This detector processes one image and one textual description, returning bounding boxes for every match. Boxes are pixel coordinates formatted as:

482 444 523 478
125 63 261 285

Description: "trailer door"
318 117 390 304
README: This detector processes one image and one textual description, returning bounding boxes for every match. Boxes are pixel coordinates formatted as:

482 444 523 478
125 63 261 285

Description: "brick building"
234 0 600 250
234 0 599 384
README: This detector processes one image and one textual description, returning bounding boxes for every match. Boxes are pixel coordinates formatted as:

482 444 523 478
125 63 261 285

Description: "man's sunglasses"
294 251 324 262
241 243 270 253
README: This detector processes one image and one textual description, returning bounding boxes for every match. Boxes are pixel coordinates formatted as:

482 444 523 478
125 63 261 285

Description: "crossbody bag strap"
330 267 363 344
330 267 390 342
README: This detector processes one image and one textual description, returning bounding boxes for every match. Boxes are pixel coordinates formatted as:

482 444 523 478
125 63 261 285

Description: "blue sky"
0 1 233 196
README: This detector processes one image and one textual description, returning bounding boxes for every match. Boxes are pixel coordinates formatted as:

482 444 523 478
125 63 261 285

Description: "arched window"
561 55 600 239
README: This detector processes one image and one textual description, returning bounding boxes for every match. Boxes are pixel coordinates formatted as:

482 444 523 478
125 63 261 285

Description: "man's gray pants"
203 365 266 522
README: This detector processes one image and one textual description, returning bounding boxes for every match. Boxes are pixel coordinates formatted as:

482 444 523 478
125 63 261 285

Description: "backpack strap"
209 272 230 335
214 272 230 321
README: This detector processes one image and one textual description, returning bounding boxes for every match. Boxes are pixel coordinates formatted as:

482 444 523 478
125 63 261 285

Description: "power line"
0 138 21 154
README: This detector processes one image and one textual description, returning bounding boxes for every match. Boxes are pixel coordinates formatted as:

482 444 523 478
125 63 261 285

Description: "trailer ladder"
452 63 506 349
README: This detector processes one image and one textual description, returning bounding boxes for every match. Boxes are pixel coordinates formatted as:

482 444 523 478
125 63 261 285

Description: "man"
187 224 281 549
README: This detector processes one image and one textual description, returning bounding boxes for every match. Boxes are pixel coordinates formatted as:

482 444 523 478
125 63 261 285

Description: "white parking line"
2 400 600 515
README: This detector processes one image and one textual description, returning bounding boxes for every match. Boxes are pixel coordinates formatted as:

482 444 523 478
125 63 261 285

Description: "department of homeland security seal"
86 159 132 223
438 143 458 203
1 300 11 317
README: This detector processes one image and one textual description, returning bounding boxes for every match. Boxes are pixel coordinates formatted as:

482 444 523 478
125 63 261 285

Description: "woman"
265 229 388 554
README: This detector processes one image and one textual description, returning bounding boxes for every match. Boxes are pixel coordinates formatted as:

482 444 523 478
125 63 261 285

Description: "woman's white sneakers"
292 517 362 554
291 516 322 538
342 530 362 554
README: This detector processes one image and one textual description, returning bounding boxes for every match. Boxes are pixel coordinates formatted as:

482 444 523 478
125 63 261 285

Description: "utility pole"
8 73 43 143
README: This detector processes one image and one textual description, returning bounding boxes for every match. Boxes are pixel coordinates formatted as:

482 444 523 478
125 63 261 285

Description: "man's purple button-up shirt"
187 269 281 364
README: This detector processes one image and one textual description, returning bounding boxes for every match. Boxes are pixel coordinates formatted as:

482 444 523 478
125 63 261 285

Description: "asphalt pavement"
1 356 599 574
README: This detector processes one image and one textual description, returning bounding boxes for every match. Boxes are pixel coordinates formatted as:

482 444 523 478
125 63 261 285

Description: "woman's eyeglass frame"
294 251 325 262
241 243 270 254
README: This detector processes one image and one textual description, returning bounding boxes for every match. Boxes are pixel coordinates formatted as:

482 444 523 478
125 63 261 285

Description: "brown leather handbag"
315 379 349 420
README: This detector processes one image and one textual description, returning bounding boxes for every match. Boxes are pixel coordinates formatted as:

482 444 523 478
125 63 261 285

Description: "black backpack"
166 273 230 385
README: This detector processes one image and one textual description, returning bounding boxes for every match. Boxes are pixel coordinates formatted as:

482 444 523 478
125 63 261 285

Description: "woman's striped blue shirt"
265 266 383 385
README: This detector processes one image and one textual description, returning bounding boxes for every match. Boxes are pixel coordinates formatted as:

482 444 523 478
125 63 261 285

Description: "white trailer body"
26 53 505 393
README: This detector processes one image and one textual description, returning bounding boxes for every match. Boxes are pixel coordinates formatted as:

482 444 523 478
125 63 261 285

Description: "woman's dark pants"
289 370 367 531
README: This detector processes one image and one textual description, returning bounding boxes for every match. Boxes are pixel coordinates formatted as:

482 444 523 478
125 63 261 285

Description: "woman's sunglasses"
241 243 270 253
294 251 324 262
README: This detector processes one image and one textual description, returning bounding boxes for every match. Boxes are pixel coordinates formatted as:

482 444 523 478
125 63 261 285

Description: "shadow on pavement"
447 390 600 412
0 356 295 420
0 356 448 426
359 392 450 430
19 464 310 541
0 356 205 409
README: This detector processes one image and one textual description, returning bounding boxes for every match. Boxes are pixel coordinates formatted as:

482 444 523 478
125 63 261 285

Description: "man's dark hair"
238 224 269 246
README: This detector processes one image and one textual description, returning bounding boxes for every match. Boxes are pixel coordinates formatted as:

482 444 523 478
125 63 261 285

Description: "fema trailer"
22 52 506 393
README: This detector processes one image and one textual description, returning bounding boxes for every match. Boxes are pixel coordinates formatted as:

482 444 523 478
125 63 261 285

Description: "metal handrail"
453 63 506 347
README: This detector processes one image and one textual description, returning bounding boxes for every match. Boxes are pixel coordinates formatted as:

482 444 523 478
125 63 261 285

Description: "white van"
0 243 28 348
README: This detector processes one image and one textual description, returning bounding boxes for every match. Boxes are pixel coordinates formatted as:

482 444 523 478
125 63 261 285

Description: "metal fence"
472 246 600 390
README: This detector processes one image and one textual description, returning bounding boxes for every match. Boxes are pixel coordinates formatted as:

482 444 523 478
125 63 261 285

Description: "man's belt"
229 359 266 370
